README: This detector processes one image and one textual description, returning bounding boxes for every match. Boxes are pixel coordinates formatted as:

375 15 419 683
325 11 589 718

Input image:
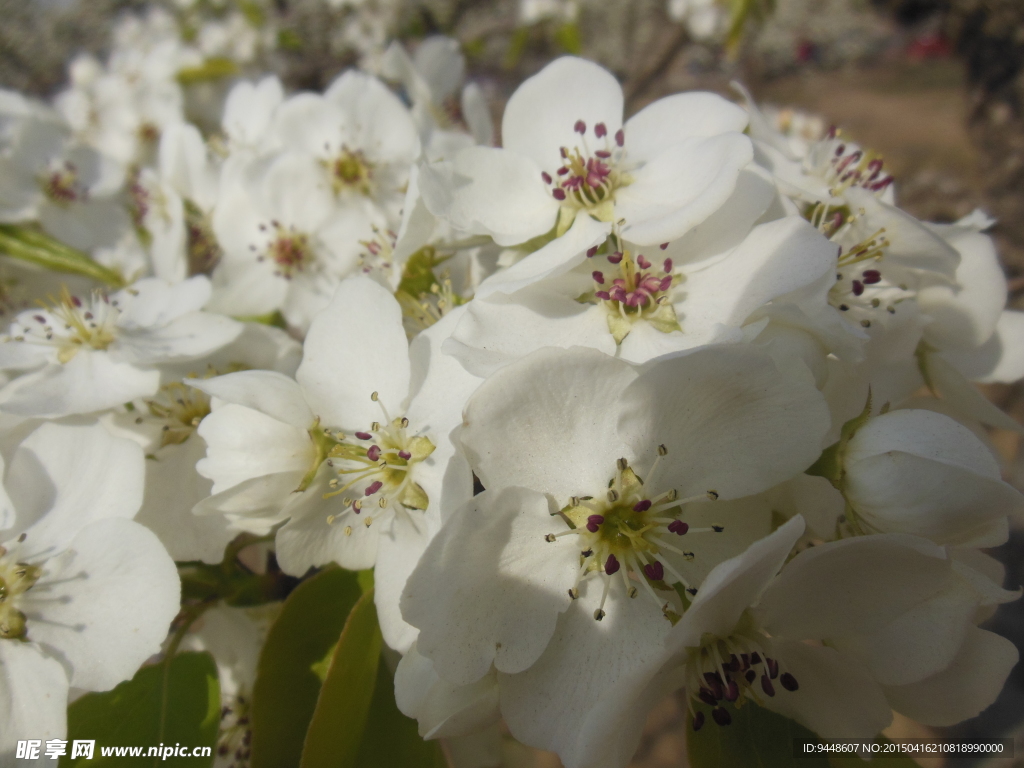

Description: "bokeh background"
3 1 1023 765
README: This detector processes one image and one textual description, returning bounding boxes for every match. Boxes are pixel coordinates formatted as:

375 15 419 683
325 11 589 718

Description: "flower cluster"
0 11 1021 768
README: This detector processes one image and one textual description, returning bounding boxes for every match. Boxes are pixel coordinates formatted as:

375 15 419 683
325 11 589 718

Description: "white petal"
678 217 836 337
394 642 500 740
670 516 804 649
473 212 611 298
118 311 242 365
192 470 304 531
189 370 313 429
24 518 180 691
296 276 410 431
459 347 637 500
375 511 430 654
274 480 381 574
624 92 748 163
418 147 559 246
945 310 1024 384
498 576 670 766
196 403 312 493
759 640 892 740
400 487 580 685
883 626 1017 726
323 71 421 165
919 228 1005 350
502 57 623 173
619 345 831 501
617 133 752 245
445 289 612 378
0 641 68 752
0 353 159 418
7 422 144 552
757 533 955 641
928 352 1024 432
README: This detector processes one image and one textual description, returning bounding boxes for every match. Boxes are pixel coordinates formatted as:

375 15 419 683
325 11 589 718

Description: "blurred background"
3 0 1023 765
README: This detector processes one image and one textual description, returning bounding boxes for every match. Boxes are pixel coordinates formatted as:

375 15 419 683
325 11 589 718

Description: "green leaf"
688 701 830 768
352 654 448 768
61 652 220 767
0 224 126 288
300 588 382 768
251 567 362 768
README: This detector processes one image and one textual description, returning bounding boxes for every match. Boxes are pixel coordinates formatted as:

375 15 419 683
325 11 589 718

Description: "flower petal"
624 92 748 163
0 641 68 750
401 486 580 685
459 346 637 500
189 369 313 429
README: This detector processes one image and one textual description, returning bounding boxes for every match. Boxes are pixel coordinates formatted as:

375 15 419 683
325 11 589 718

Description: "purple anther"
692 712 705 731
637 255 651 269
70 295 82 308
632 499 652 512
749 652 762 665
643 560 664 581
834 143 846 157
659 242 669 250
604 553 620 574
595 291 611 300
542 171 552 184
587 245 599 257
766 657 779 679
592 271 605 284
780 673 799 691
698 688 717 707
862 270 882 285
667 520 689 536
366 445 381 461
355 431 372 440
659 276 673 292
586 514 605 532
574 120 586 134
615 129 625 147
852 280 865 296
712 707 731 726
365 480 383 496
553 188 567 201
663 258 673 272
557 166 570 175
595 149 611 158
607 251 623 264
745 669 756 684
725 680 739 702
595 122 607 138
33 315 46 323
704 672 724 700
398 450 412 460
761 674 775 697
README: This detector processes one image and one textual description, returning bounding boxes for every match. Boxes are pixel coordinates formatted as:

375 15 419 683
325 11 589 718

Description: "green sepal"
805 389 873 489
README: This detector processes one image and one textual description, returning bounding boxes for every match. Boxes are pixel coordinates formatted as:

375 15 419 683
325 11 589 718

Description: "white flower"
837 409 1023 545
0 276 241 418
0 422 180 753
272 70 421 221
194 276 480 651
400 344 830 756
221 77 285 161
570 519 1016 768
207 150 385 331
445 215 837 373
419 56 752 249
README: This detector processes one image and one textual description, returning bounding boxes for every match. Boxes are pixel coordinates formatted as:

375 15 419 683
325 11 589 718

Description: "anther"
595 123 607 138
607 489 619 502
367 445 381 461
586 514 605 533
594 608 606 621
711 707 731 726
617 457 629 470
545 534 557 542
587 246 598 257
574 120 586 134
761 674 775 697
643 561 664 581
658 444 668 456
692 712 705 731
608 251 623 264
355 431 371 440
707 490 719 500
780 673 799 691
604 554 620 575
615 129 625 147
712 525 724 533
365 480 383 496
568 587 579 599
668 520 689 535
632 499 652 512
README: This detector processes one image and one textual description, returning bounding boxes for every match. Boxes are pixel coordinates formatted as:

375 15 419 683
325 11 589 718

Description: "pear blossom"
401 344 830 756
569 519 1017 768
445 215 839 373
0 422 180 754
0 276 241 418
271 71 421 221
418 56 753 250
194 276 480 651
